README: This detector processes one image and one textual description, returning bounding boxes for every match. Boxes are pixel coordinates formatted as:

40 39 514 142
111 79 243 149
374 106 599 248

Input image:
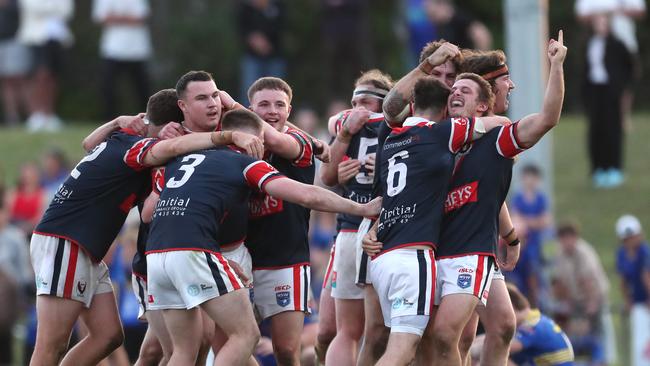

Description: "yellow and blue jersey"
511 309 574 366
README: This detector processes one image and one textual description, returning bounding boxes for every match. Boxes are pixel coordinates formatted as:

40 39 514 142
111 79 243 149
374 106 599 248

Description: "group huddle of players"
27 32 573 366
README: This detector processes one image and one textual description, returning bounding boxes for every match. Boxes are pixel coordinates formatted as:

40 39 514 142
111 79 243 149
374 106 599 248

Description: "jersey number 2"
71 142 108 179
166 154 206 188
386 150 409 197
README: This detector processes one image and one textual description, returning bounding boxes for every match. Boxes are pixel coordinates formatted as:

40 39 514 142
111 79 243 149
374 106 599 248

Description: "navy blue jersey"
35 130 156 261
147 147 283 254
375 116 476 256
218 201 249 248
372 120 393 198
246 128 316 268
437 123 526 258
511 309 575 365
132 168 164 277
332 110 384 231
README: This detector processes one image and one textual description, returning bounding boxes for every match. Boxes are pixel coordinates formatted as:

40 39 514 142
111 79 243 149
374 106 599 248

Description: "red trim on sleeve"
496 122 525 158
124 138 159 171
152 167 165 194
287 129 315 167
449 117 472 153
243 160 283 191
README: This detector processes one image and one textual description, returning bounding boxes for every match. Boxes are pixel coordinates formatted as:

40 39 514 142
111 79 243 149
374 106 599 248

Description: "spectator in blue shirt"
615 214 650 366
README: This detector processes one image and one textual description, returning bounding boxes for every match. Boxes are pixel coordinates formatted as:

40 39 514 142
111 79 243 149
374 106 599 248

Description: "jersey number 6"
386 150 409 197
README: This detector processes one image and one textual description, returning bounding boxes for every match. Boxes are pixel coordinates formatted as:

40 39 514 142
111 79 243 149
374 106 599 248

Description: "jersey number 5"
166 154 206 188
386 150 409 197
355 137 378 184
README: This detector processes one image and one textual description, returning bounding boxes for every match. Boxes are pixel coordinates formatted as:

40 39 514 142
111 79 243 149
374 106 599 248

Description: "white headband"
352 86 389 101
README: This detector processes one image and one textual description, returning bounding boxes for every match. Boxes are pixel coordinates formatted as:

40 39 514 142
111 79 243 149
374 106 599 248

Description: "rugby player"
144 108 381 365
318 69 393 366
29 87 260 366
429 31 566 365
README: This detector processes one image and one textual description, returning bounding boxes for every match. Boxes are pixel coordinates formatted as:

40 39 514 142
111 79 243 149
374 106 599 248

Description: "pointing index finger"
558 30 564 45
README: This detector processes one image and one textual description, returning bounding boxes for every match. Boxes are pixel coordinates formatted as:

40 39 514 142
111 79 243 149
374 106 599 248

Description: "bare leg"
135 326 163 366
376 332 421 366
415 306 437 366
30 295 84 365
326 298 364 366
61 292 125 366
196 310 215 365
212 322 259 366
357 285 389 366
459 313 479 365
430 294 478 366
475 280 515 366
315 287 336 365
201 289 260 365
270 311 305 366
162 308 203 365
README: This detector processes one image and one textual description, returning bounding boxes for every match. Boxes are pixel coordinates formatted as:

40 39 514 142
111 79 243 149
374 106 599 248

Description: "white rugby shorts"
252 264 311 320
131 274 148 321
30 233 113 308
222 243 253 286
332 230 364 299
369 248 436 336
146 250 244 310
355 218 373 286
435 254 496 306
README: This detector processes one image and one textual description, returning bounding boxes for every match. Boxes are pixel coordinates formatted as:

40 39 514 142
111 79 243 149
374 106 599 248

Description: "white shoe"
26 113 46 132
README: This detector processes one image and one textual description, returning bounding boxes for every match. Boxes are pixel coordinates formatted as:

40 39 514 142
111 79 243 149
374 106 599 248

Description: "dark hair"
355 69 394 91
413 77 450 113
521 164 542 177
247 77 293 103
419 40 462 71
146 89 184 126
461 50 508 93
507 283 530 311
175 70 214 99
220 109 264 135
557 220 581 237
455 72 495 114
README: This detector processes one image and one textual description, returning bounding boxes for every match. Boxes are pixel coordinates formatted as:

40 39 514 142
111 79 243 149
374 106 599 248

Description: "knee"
108 328 125 352
486 312 516 345
340 322 364 341
317 323 336 344
138 342 163 364
431 325 460 353
273 340 300 365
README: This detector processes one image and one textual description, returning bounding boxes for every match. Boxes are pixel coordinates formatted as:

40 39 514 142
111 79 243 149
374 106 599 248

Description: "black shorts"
30 40 64 74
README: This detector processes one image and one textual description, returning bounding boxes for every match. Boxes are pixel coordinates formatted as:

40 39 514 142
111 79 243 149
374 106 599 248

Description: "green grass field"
1 113 648 364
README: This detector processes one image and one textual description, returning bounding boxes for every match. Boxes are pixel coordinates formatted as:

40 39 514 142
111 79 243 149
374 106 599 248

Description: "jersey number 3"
166 154 206 188
386 150 409 197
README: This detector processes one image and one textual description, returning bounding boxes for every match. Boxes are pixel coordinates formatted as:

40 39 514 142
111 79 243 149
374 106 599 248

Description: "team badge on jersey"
276 291 290 307
457 274 472 289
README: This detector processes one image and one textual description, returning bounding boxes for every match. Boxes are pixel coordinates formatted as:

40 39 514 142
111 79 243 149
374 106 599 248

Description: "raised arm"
383 42 461 126
82 114 147 152
319 108 370 186
142 130 264 167
514 31 567 148
264 177 381 217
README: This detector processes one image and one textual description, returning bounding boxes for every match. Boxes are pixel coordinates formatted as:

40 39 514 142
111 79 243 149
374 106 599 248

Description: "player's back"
147 147 258 254
376 117 458 254
35 130 155 261
512 309 575 366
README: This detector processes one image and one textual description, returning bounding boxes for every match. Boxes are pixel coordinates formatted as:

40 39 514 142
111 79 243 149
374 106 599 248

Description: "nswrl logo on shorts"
276 291 290 307
457 274 472 289
187 284 200 296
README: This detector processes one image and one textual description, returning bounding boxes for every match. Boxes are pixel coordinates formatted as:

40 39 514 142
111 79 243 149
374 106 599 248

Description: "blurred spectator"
321 0 369 101
0 188 33 365
292 107 322 137
582 13 633 189
575 0 646 131
40 147 69 200
17 0 74 132
238 0 286 104
423 0 492 50
92 0 152 120
505 214 545 310
551 221 614 365
510 164 552 271
615 215 650 366
308 210 336 297
399 0 438 67
7 162 46 236
0 0 30 126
